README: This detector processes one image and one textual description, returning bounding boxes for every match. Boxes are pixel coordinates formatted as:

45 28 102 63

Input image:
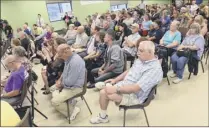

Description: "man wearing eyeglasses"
1 55 27 104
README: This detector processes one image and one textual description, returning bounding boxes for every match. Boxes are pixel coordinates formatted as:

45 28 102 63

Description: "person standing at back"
36 14 45 27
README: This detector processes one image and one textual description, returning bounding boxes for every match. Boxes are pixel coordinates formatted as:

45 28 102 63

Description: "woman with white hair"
170 23 205 84
193 15 208 36
160 20 182 56
12 46 32 71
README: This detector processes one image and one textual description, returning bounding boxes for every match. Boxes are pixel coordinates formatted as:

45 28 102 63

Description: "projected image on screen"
46 2 72 22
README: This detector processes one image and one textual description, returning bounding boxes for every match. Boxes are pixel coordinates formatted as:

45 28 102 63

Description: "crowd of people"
0 0 208 126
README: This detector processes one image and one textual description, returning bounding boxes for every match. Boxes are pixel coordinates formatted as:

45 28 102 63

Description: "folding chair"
65 71 92 124
119 85 157 127
188 54 204 79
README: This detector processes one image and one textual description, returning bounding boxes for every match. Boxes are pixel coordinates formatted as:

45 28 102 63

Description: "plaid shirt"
116 58 163 103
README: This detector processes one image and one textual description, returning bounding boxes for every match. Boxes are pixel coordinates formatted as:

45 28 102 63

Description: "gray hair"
13 46 26 57
189 23 201 35
140 41 155 54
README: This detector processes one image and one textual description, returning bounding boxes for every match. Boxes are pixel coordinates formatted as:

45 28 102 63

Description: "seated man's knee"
100 89 107 96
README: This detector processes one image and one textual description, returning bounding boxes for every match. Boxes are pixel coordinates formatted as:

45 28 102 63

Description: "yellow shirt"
33 27 43 36
1 101 21 126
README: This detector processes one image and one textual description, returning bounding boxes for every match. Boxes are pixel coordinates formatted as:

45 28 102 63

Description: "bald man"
72 26 89 49
51 44 85 120
90 41 163 124
1 55 27 104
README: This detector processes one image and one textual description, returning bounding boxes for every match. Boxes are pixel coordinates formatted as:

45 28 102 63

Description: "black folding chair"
65 71 92 124
119 85 157 127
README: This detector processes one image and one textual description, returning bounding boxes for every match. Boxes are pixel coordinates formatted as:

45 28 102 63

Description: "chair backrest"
16 108 31 127
81 70 88 95
123 53 127 71
142 85 157 107
11 78 28 107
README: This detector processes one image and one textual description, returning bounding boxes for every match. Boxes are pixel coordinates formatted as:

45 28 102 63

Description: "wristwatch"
116 86 121 94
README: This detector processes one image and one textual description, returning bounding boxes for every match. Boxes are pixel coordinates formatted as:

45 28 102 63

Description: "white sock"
100 110 107 118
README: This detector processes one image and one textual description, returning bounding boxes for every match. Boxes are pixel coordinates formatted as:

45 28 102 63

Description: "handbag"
176 48 191 57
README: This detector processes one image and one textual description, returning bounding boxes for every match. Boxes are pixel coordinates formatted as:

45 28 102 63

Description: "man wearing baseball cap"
122 23 141 59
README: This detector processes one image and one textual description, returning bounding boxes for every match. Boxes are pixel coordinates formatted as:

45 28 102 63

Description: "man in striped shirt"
90 41 163 124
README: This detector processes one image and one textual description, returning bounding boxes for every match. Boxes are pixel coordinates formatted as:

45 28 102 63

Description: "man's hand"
104 86 117 95
105 79 116 85
55 80 62 88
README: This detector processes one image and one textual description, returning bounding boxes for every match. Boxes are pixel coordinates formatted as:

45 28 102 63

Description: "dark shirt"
3 25 13 38
95 43 106 65
151 29 163 44
47 59 65 86
21 38 30 52
24 29 31 36
74 21 81 27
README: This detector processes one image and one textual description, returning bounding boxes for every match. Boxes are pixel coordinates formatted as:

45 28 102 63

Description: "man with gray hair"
90 41 163 124
1 55 27 104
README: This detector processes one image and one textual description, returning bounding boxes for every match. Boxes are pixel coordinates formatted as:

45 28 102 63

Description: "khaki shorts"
117 93 141 106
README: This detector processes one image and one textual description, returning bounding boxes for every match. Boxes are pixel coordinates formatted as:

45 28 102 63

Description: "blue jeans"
171 53 188 79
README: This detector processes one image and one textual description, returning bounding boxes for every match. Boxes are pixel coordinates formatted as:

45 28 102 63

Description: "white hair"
140 41 155 54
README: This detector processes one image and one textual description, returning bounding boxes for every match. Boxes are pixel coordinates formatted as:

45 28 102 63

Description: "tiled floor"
1 59 208 126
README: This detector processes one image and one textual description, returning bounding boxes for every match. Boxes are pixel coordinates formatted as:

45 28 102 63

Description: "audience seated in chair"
122 23 141 59
116 23 132 47
64 24 77 45
88 30 125 88
73 26 101 58
85 31 107 87
160 20 181 57
71 26 89 53
90 41 163 124
41 37 65 95
170 23 205 84
51 44 85 121
1 55 28 104
147 20 163 45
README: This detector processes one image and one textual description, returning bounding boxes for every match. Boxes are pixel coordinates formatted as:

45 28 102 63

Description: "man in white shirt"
36 14 45 27
122 23 141 58
71 26 89 56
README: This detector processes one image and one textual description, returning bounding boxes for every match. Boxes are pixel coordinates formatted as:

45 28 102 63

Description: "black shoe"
43 91 50 95
41 87 46 91
87 84 95 89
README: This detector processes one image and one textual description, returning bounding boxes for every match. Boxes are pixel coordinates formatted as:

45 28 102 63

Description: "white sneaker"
170 73 177 78
70 107 80 121
172 78 183 84
90 114 109 124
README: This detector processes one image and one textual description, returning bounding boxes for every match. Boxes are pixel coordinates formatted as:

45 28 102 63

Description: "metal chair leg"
123 109 126 127
34 98 39 105
167 76 170 85
82 96 92 115
200 61 204 73
33 86 38 94
188 72 192 79
143 108 150 127
206 51 209 65
27 96 32 103
66 101 71 124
